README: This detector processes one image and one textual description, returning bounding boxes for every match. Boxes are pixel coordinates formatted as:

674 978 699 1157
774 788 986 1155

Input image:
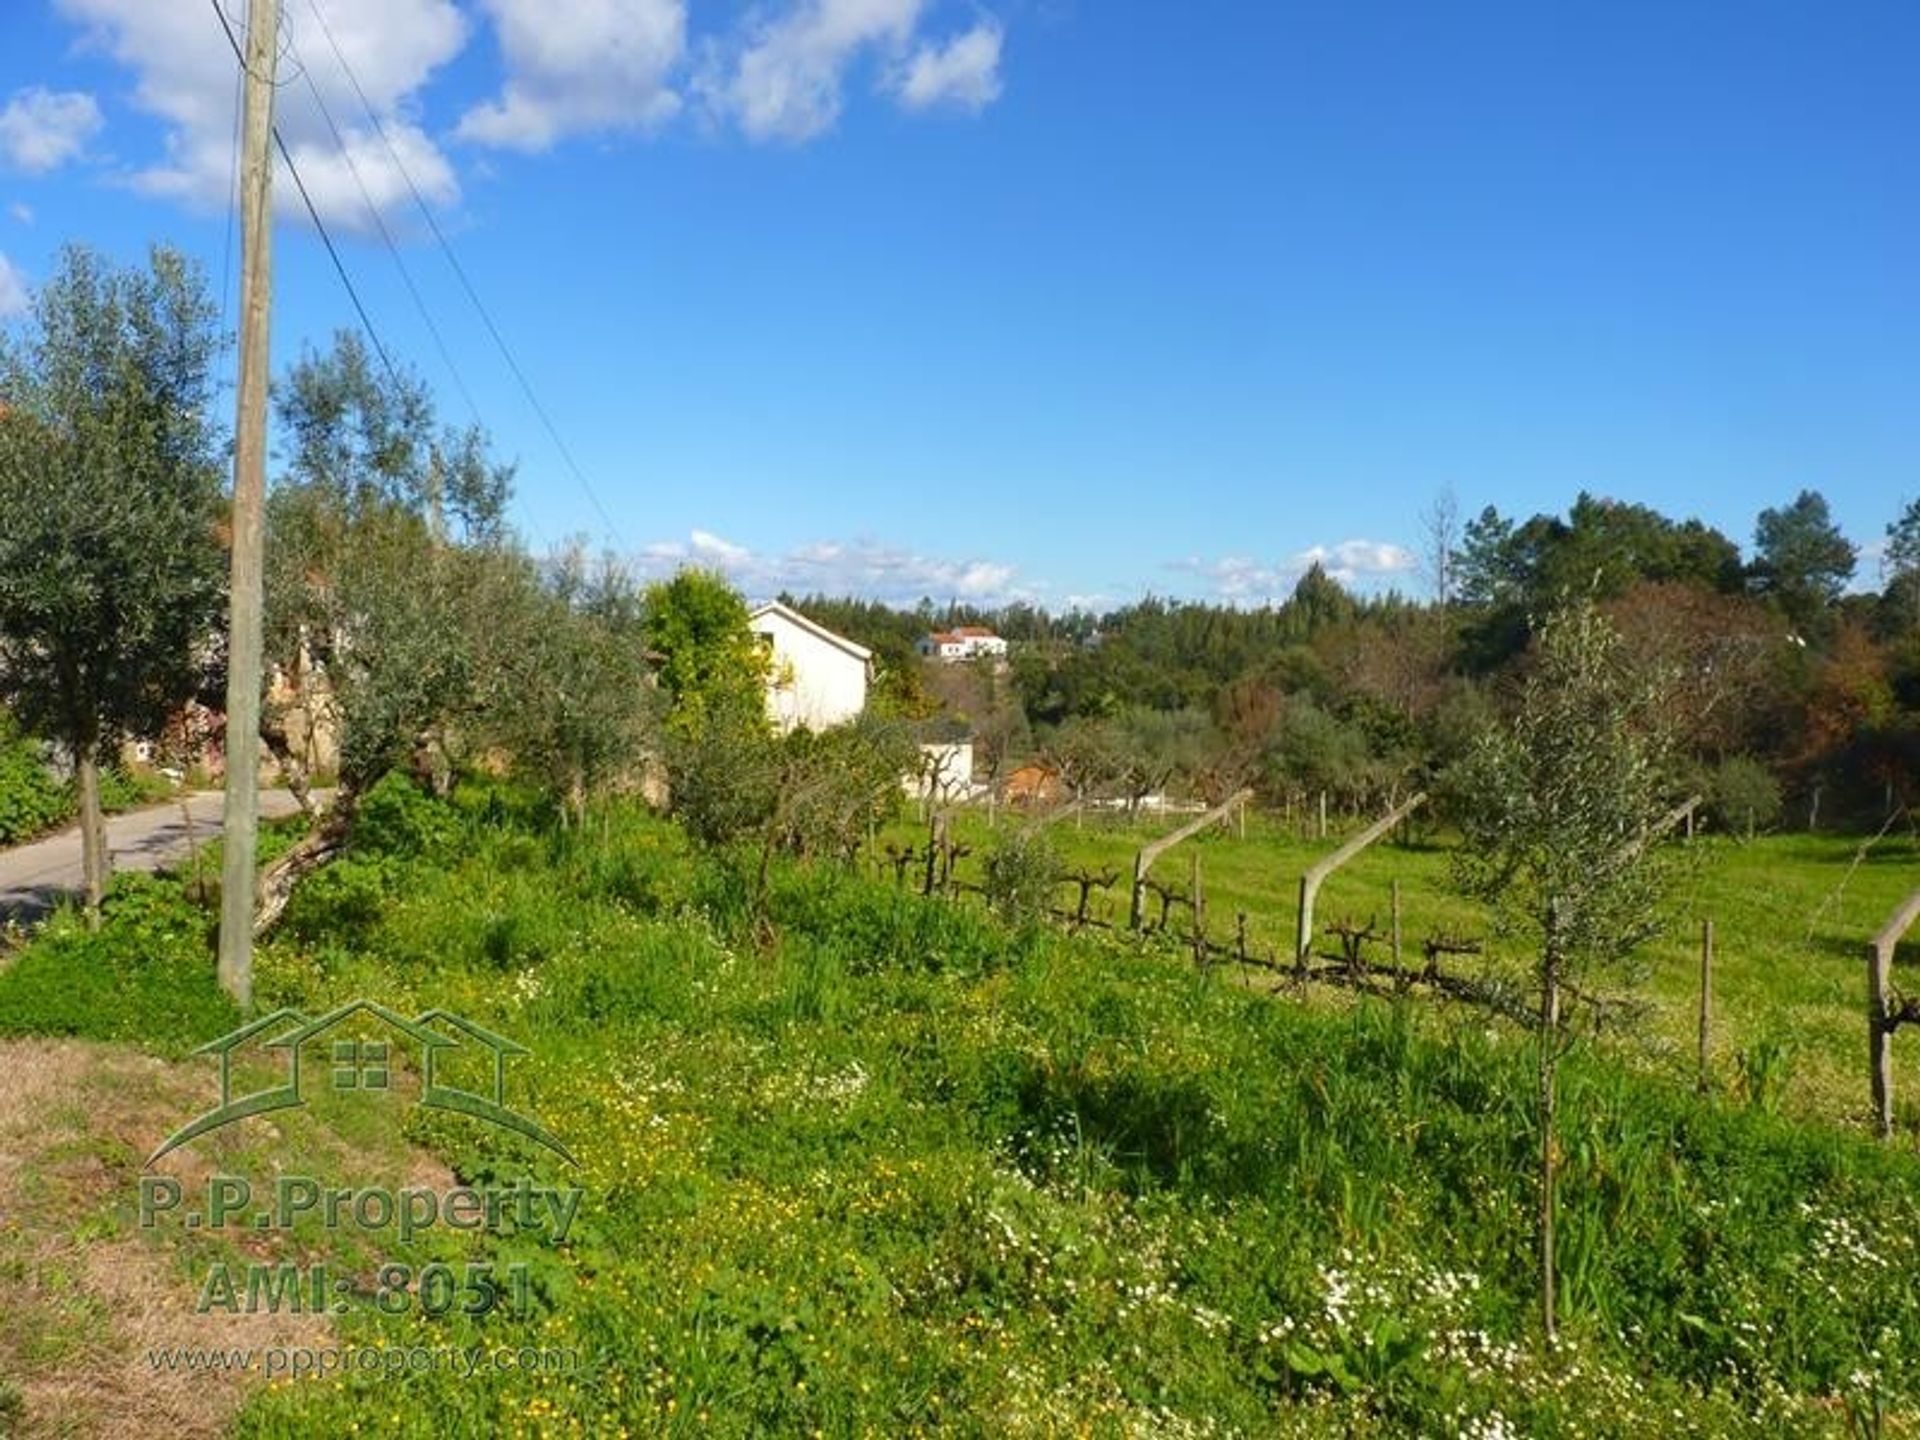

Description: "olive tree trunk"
74 747 109 926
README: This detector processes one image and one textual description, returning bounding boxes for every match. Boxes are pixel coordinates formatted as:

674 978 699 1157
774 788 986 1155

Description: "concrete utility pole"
218 0 279 1012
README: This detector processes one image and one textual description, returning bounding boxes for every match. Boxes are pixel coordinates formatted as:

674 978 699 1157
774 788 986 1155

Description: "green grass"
6 785 1920 1436
890 806 1920 1132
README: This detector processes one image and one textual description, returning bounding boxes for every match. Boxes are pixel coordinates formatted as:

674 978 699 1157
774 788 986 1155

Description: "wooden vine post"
1697 918 1714 1094
1869 887 1920 1138
1390 879 1403 969
1295 793 1427 965
1627 795 1703 862
1128 790 1252 931
1191 850 1207 967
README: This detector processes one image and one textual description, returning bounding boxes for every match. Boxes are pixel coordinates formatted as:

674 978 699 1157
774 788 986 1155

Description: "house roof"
748 600 873 663
193 1007 310 1056
264 999 456 1052
415 1008 530 1055
925 627 1003 645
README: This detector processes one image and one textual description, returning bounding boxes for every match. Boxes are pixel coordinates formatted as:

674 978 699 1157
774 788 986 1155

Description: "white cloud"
1860 537 1890 589
57 0 1006 198
1293 539 1418 588
689 528 751 564
55 0 464 231
698 0 921 143
8 202 32 225
1170 539 1418 603
1061 593 1113 614
0 87 103 173
637 529 1031 605
694 0 1005 143
890 21 1002 112
0 252 28 319
1168 555 1290 603
456 0 686 153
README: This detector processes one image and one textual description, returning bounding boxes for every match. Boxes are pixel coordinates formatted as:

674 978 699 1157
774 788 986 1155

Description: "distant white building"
917 626 1008 662
904 740 976 803
748 601 872 733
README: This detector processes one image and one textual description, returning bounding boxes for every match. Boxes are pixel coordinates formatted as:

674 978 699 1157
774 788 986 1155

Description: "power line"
298 0 627 549
280 25 484 425
217 56 242 391
208 0 404 396
278 19 547 552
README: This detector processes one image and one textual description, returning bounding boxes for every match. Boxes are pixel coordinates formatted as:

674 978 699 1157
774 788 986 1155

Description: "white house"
916 626 1009 662
904 740 976 803
749 601 872 733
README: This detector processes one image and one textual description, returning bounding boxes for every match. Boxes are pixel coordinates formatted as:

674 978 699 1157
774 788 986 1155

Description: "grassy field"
885 805 1920 1133
0 782 1917 1436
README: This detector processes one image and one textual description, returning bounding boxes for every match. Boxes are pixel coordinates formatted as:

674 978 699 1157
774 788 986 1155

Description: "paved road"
0 790 310 925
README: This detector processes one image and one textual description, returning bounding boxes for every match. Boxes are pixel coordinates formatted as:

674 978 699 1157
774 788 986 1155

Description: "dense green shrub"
1712 753 1784 840
95 761 170 813
0 871 235 1053
0 724 67 844
350 771 464 857
982 827 1064 927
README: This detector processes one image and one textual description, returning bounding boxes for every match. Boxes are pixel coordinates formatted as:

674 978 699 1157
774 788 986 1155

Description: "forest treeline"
790 488 1920 832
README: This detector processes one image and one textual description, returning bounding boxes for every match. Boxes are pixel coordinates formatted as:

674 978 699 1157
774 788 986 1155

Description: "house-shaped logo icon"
148 999 573 1166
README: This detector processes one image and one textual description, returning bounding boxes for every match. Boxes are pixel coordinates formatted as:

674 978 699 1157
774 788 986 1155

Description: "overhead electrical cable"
300 0 628 548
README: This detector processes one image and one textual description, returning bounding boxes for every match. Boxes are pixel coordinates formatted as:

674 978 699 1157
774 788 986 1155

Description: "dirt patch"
0 1038 451 1439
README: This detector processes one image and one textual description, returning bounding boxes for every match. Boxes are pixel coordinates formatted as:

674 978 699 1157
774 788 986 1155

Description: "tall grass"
6 780 1916 1434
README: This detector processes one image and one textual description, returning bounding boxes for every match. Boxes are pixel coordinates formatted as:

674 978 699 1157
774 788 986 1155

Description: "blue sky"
1 1 1915 610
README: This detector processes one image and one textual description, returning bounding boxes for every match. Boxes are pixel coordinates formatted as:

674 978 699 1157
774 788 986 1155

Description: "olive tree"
1451 599 1682 1345
0 245 225 917
504 544 655 825
265 332 516 800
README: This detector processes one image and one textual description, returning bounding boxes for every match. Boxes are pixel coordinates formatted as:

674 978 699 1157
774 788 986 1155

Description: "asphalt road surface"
0 790 309 925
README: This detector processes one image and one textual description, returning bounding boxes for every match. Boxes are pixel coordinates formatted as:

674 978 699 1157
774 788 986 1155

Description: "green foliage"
1037 706 1218 809
277 330 510 543
1289 561 1355 630
1735 1026 1799 1116
1271 697 1374 802
0 243 224 768
1453 600 1682 982
204 790 1920 1436
665 706 781 848
2 777 1907 1432
1450 598 1689 1340
642 568 770 743
1752 489 1857 630
277 775 466 945
1453 495 1744 625
349 771 463 857
982 827 1064 927
501 544 655 819
0 717 66 844
767 715 916 861
95 760 169 813
0 871 236 1054
1711 754 1783 841
1885 494 1920 629
267 331 528 794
